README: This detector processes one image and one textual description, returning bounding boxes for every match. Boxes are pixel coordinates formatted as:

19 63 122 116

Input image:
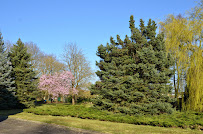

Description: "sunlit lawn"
0 109 201 134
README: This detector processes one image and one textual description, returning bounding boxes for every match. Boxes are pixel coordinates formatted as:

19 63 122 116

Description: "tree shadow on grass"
0 88 24 122
0 109 23 122
0 116 8 122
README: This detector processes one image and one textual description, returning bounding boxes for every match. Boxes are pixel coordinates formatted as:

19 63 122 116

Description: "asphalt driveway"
0 117 101 134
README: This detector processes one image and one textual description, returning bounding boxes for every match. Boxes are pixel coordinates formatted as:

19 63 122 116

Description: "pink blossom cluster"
38 71 78 97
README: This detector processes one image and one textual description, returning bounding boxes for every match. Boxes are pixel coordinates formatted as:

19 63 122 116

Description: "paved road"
0 117 101 134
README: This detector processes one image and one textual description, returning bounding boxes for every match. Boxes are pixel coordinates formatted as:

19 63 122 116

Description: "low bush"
24 103 203 130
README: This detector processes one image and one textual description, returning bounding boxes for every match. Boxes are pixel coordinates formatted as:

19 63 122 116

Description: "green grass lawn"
7 112 203 134
1 103 202 134
24 103 203 129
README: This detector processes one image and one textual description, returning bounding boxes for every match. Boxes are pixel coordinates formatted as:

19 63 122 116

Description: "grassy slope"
8 112 202 134
0 106 202 134
24 103 203 129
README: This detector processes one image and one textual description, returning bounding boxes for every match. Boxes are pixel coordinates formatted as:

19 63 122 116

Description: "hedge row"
24 103 203 130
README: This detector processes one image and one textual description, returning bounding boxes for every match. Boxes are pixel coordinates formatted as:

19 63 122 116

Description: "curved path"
0 117 101 134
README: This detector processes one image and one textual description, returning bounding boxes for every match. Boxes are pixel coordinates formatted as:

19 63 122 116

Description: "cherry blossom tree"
38 71 78 103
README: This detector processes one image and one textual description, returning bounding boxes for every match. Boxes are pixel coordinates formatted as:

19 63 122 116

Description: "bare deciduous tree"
25 42 44 73
25 42 66 76
4 40 13 52
40 54 66 75
62 43 94 105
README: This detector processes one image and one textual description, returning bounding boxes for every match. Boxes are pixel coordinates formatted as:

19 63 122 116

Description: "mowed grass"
8 112 202 134
24 103 203 129
1 104 202 134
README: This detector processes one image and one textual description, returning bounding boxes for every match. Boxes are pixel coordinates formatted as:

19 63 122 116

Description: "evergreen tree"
91 16 175 115
0 33 17 109
9 38 38 108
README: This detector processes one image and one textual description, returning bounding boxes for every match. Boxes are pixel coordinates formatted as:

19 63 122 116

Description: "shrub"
24 103 203 130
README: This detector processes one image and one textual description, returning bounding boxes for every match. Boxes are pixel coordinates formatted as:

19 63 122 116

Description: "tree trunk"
47 95 50 102
72 95 75 105
75 95 77 104
174 74 176 97
177 71 180 99
61 96 63 103
175 63 180 99
176 64 181 110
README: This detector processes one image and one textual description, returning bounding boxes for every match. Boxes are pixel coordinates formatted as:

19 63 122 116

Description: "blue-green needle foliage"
91 16 175 115
0 32 17 109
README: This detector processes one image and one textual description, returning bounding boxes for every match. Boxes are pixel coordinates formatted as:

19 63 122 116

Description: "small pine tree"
0 33 17 109
9 38 38 108
91 16 175 115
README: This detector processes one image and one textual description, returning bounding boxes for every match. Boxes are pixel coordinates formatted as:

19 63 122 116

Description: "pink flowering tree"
38 71 78 103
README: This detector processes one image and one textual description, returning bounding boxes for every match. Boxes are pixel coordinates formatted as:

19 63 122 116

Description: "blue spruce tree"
0 33 17 109
91 16 175 115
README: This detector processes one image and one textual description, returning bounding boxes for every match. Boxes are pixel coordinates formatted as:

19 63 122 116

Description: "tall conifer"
91 16 174 115
0 33 17 109
9 38 38 108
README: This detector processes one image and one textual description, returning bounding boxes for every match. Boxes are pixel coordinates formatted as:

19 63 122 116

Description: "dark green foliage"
0 33 17 109
9 38 39 108
24 104 203 130
91 16 175 115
